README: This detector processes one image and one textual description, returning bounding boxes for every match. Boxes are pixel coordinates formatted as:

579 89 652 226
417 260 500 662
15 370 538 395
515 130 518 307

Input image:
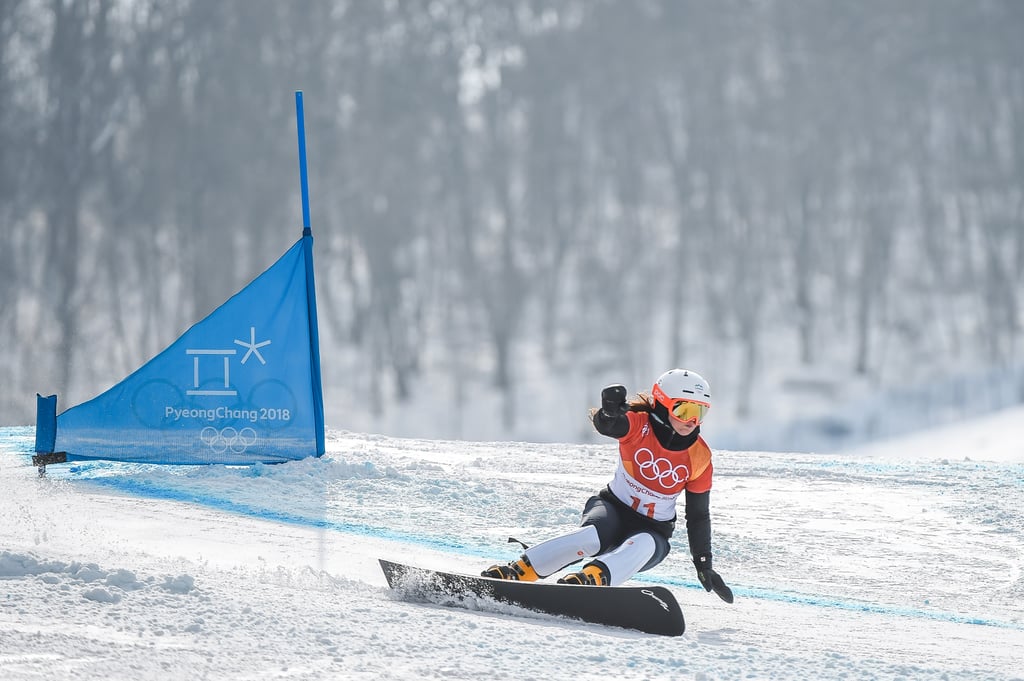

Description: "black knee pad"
580 496 624 554
640 532 671 572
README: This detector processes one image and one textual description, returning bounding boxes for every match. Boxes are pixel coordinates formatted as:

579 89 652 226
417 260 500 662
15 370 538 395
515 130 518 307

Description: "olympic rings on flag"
200 426 258 454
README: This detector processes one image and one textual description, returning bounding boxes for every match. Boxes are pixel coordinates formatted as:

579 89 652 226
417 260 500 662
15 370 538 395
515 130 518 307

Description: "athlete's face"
668 412 699 436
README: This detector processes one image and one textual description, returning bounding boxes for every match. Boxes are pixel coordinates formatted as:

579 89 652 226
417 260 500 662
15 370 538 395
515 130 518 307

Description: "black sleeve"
592 408 629 439
684 490 712 564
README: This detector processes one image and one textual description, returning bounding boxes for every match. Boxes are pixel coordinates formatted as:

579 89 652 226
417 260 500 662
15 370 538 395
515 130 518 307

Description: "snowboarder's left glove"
694 555 734 603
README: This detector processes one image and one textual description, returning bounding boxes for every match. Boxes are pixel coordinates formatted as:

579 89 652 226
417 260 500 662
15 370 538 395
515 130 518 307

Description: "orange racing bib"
607 411 713 521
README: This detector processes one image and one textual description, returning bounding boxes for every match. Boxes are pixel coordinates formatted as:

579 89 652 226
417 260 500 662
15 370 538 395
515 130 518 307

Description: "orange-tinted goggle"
670 400 709 423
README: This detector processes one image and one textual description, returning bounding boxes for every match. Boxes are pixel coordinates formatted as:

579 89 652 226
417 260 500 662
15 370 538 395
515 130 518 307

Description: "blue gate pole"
296 91 312 232
295 90 325 455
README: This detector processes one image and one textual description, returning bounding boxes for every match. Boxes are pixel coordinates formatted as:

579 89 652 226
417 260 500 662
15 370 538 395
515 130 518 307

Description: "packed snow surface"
1 407 1023 680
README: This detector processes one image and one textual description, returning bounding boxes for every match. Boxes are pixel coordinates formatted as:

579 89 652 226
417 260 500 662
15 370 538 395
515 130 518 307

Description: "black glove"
694 555 734 603
600 384 628 417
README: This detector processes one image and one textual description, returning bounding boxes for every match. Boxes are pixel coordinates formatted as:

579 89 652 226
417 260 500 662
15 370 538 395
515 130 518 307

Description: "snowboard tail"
379 559 685 636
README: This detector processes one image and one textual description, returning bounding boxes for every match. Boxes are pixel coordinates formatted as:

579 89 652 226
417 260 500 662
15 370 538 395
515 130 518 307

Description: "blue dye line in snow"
80 474 1024 633
82 475 494 558
640 574 1023 631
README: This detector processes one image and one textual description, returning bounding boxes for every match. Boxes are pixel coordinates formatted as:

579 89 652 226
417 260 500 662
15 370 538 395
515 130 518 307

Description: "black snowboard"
379 558 685 636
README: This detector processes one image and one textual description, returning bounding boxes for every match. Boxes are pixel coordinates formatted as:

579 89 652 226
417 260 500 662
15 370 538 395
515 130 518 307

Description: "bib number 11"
629 496 656 518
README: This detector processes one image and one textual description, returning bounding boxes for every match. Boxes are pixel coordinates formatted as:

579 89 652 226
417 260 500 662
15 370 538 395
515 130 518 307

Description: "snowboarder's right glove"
601 384 628 417
694 555 734 603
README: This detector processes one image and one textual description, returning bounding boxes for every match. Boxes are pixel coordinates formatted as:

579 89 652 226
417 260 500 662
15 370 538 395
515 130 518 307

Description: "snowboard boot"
481 555 539 581
557 560 609 586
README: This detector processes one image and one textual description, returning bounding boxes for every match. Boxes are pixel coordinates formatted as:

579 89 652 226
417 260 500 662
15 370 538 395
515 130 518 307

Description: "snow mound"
1 550 195 601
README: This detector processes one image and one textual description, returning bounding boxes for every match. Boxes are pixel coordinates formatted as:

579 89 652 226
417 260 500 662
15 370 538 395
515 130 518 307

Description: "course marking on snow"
4 425 1021 636
66 468 1024 634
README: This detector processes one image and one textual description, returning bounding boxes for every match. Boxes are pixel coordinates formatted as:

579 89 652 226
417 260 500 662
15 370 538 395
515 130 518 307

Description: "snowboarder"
483 369 734 603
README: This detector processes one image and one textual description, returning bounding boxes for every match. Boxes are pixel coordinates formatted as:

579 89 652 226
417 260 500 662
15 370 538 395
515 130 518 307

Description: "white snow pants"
523 525 658 586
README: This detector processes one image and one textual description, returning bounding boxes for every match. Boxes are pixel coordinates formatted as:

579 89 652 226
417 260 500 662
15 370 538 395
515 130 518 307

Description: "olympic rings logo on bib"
633 448 690 491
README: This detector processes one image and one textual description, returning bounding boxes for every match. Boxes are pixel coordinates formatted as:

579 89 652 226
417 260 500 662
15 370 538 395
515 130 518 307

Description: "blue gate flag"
44 235 325 464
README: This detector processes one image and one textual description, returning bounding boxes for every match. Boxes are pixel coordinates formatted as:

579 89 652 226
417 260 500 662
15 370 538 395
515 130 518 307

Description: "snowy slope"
1 409 1022 680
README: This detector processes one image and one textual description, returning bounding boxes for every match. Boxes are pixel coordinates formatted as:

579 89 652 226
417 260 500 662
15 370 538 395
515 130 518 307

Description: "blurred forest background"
2 0 1023 450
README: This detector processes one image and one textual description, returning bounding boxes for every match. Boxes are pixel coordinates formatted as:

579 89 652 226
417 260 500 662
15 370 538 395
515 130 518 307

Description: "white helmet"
652 369 711 422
